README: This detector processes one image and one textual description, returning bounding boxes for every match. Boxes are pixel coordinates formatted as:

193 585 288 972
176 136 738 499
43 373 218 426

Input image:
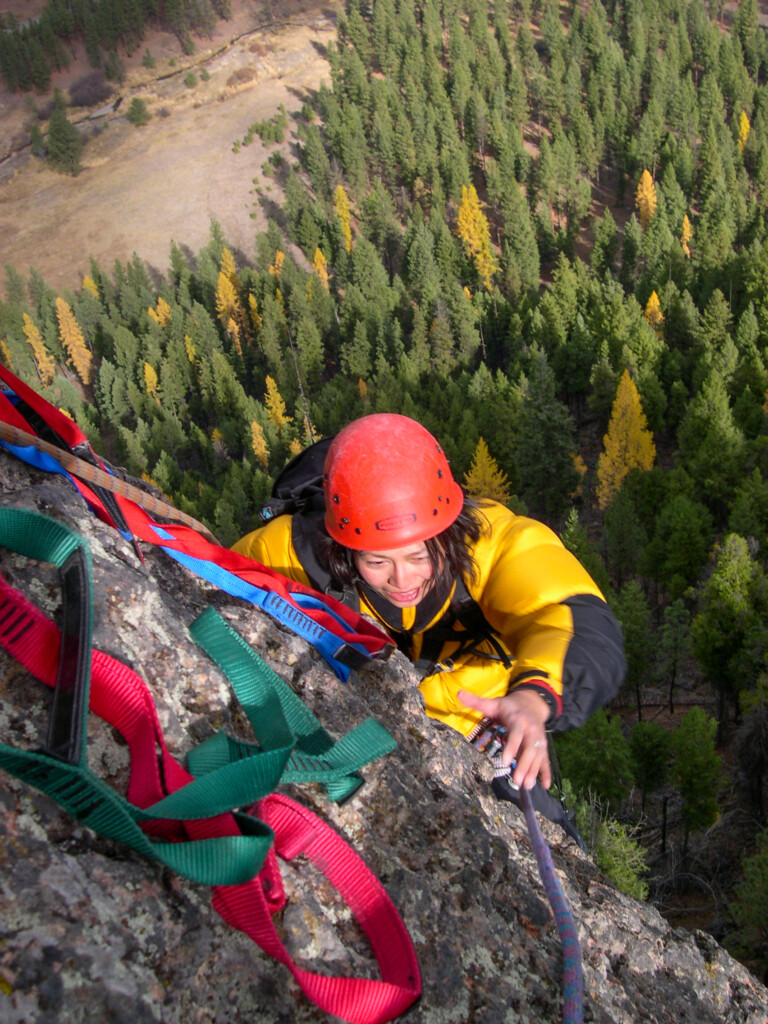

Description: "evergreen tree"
47 93 83 175
672 707 723 854
630 720 672 812
515 350 580 516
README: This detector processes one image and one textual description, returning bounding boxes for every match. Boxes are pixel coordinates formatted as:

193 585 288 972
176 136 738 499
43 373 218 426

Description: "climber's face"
354 542 435 607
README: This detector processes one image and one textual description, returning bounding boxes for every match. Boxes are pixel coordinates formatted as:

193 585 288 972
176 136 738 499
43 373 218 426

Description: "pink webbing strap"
0 574 421 1022
215 794 421 1024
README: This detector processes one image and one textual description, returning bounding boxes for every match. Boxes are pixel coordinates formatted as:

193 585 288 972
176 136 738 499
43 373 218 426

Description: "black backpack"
258 436 335 524
258 437 341 597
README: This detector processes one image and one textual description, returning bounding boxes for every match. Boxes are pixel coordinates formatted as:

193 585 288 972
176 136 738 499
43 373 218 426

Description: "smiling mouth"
387 587 422 603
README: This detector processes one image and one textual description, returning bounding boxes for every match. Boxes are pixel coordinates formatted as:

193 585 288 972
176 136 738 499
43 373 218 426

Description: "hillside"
0 0 339 291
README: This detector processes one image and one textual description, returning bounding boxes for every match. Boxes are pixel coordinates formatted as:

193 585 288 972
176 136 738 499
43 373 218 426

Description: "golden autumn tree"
22 313 55 386
681 214 692 258
463 437 510 504
635 169 658 231
456 184 498 292
143 361 159 400
220 246 240 290
643 291 664 336
312 247 330 291
55 297 91 385
216 272 239 325
250 420 269 469
265 375 292 433
0 340 14 370
596 370 656 511
216 248 250 346
148 295 172 328
82 275 99 298
269 250 285 278
739 110 751 154
334 185 353 252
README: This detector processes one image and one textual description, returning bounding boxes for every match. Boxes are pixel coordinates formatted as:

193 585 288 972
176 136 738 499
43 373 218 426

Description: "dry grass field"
0 0 339 293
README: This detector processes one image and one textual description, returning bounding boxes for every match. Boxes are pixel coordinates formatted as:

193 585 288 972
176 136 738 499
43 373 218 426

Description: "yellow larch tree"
0 339 14 370
739 110 751 154
463 437 510 504
215 271 239 324
250 420 270 469
82 275 99 298
334 185 353 252
289 437 303 457
144 361 159 400
220 246 240 289
265 375 292 433
269 250 285 279
227 316 242 359
596 369 656 511
681 214 692 258
456 184 498 292
148 295 172 328
635 169 658 232
22 313 55 386
55 296 92 385
643 291 664 337
312 247 330 291
216 267 250 348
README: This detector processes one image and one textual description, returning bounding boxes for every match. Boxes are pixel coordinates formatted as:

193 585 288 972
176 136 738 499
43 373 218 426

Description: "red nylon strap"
0 574 421 1022
0 366 134 536
0 364 86 448
0 367 392 659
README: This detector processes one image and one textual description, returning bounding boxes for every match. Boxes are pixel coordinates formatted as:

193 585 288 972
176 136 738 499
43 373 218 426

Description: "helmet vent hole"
342 517 350 524
437 469 443 478
355 527 361 534
333 494 340 503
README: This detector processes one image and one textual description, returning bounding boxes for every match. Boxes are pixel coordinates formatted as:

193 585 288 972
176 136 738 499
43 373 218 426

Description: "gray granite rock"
1 455 767 1024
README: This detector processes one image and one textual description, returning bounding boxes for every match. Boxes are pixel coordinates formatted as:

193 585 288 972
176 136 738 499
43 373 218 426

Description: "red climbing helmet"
323 414 464 550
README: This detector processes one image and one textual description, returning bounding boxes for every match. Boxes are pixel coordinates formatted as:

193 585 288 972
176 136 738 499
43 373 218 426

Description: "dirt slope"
0 0 338 294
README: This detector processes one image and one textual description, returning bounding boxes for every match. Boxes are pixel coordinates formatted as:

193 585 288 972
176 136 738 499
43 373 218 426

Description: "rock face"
1 453 768 1024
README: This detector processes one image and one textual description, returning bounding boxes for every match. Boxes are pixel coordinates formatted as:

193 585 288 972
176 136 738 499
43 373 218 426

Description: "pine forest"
2 0 768 982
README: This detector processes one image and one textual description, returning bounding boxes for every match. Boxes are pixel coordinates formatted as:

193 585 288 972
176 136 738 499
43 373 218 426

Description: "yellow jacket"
232 501 625 736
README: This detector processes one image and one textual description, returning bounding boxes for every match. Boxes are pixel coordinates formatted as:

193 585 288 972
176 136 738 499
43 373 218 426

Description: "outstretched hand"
459 688 552 791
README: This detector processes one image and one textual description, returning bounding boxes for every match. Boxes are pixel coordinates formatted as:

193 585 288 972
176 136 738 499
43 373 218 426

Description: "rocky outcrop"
1 453 767 1024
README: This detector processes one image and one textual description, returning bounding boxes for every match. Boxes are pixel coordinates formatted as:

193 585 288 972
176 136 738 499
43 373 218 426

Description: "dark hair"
316 497 487 590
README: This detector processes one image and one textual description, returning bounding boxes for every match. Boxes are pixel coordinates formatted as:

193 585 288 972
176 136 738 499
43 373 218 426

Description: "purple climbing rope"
519 784 584 1024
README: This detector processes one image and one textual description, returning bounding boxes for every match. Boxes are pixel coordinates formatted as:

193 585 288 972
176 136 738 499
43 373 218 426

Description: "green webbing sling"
0 509 396 885
188 607 396 803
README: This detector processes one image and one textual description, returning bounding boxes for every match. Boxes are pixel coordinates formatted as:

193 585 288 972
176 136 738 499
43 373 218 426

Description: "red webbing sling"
0 559 421 1023
0 366 393 676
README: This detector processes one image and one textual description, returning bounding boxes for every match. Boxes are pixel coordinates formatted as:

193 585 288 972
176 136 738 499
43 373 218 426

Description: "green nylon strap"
188 607 397 803
0 748 274 885
0 509 398 886
0 509 276 885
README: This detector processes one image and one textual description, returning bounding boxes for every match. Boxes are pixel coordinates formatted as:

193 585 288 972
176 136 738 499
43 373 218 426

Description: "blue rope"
519 784 584 1024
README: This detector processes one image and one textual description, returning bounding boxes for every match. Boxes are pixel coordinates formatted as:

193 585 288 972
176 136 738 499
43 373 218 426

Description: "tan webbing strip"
0 421 218 544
